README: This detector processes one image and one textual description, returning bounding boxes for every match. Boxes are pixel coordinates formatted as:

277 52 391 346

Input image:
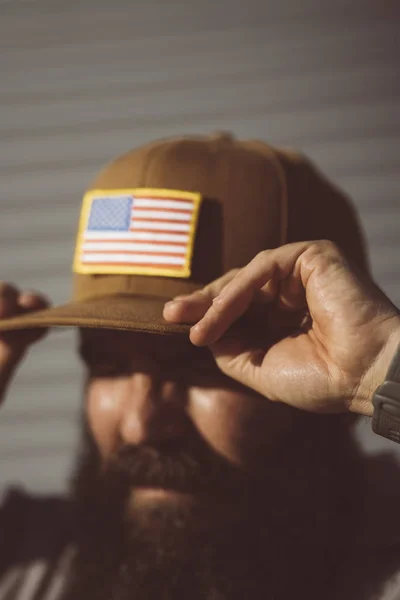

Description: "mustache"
103 437 250 496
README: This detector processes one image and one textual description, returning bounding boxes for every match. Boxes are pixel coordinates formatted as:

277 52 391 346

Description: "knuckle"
218 268 240 289
225 267 240 279
253 250 270 264
21 289 38 297
20 289 49 306
192 287 213 305
309 240 340 257
211 294 226 314
301 240 348 281
198 286 212 298
302 241 332 266
21 289 43 301
208 272 234 297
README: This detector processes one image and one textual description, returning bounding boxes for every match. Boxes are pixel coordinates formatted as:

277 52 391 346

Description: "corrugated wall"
0 0 399 494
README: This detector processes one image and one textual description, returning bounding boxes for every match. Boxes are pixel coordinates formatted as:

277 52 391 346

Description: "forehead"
79 328 197 357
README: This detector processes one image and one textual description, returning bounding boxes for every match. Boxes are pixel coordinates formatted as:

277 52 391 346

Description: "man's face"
81 328 295 485
64 328 354 600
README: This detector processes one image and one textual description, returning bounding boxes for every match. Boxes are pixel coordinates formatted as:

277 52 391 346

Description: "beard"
61 415 363 600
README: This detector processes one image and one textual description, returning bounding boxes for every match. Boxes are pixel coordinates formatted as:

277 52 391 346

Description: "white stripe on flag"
133 210 192 221
82 254 186 265
130 221 190 232
82 242 187 254
83 231 190 242
134 198 194 210
128 231 189 243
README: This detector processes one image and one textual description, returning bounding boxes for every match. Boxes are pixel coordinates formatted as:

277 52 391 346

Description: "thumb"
210 336 270 397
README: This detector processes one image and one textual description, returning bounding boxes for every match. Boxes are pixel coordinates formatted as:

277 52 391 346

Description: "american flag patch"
73 188 202 277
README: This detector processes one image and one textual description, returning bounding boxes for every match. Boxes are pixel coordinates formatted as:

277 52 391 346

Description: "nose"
118 372 189 446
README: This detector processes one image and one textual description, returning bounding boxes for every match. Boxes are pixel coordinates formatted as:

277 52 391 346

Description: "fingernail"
190 323 205 341
189 324 207 347
164 300 178 308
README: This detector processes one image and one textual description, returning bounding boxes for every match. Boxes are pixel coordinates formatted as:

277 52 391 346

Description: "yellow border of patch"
73 188 202 278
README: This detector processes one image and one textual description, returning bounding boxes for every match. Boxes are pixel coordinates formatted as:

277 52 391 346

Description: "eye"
174 349 221 379
191 355 220 375
85 357 131 378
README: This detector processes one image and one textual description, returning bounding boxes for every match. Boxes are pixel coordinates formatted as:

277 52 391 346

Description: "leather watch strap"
372 343 400 443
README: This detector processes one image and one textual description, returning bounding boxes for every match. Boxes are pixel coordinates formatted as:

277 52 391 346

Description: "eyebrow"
78 339 212 365
78 345 118 364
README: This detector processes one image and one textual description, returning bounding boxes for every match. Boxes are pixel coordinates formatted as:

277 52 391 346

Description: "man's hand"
164 241 400 415
0 283 49 403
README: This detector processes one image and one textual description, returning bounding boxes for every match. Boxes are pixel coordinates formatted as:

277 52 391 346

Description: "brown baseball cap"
0 132 368 335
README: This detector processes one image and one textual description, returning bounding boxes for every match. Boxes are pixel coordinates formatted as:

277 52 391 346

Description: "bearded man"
1 133 400 600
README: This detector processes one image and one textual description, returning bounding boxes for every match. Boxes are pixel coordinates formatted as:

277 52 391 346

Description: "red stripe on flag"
132 218 192 225
135 196 195 204
128 228 190 235
83 250 186 257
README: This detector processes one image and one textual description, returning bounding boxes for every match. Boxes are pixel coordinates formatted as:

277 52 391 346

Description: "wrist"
353 317 400 416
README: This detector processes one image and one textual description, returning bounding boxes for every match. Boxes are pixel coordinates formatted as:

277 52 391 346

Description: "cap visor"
0 295 190 336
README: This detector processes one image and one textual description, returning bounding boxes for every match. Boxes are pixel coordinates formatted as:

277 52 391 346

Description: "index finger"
190 241 311 346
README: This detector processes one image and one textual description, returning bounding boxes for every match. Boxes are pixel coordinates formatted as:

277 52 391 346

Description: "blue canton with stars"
87 195 133 231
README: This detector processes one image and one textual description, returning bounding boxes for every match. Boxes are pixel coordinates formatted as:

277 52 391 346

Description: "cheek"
86 378 125 459
187 385 295 470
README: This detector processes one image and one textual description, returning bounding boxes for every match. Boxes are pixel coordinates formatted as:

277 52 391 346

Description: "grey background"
0 0 399 494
